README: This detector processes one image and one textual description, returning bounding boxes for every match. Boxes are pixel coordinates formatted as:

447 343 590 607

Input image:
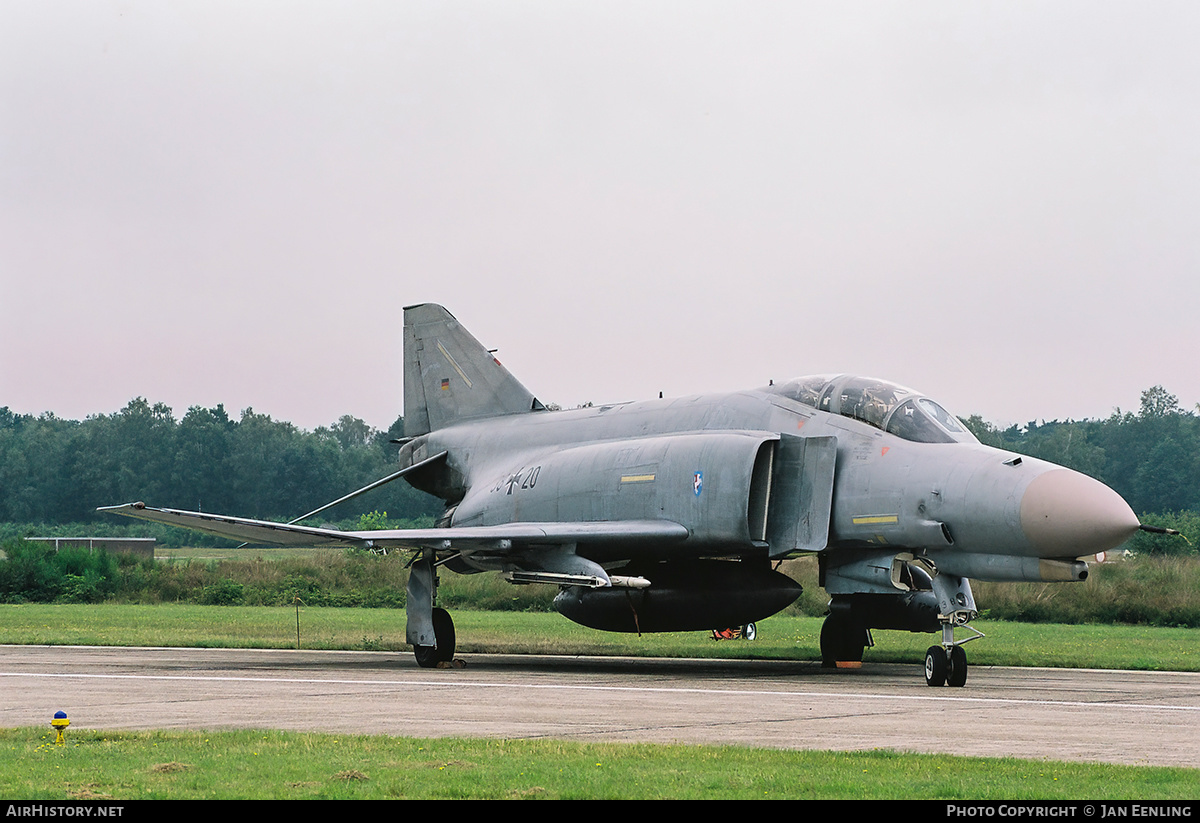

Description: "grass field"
4 728 1198 800
2 603 1198 672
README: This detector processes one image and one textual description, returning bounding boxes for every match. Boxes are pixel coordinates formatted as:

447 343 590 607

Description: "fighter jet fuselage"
405 379 1136 570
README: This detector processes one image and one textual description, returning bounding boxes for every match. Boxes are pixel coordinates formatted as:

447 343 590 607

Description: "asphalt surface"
3 645 1198 767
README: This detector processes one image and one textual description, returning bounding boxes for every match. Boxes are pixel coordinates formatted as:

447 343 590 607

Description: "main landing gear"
820 617 872 668
407 550 458 668
413 607 456 668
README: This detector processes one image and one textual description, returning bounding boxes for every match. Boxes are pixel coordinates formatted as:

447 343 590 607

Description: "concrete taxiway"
2 645 1197 767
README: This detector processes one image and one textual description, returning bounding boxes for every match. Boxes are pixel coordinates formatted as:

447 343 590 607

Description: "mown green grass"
2 603 1198 671
4 727 1196 800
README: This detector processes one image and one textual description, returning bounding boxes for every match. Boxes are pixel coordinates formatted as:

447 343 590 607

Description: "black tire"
820 619 839 667
742 623 757 641
925 646 948 687
413 608 456 668
821 618 866 667
947 644 967 687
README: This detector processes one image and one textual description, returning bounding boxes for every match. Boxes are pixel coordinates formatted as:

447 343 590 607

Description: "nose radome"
1020 469 1140 558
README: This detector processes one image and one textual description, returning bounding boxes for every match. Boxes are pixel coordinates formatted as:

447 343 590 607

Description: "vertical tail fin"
403 303 544 436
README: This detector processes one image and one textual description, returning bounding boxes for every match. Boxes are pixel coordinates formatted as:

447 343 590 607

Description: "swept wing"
98 502 689 553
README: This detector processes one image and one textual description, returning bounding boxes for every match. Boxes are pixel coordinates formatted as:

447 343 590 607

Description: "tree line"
961 385 1199 516
0 399 440 526
1 385 1197 550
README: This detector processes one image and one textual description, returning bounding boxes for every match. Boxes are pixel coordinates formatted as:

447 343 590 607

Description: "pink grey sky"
3 2 1198 432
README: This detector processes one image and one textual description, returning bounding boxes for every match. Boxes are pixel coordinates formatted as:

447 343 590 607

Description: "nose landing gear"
921 572 980 686
925 624 982 687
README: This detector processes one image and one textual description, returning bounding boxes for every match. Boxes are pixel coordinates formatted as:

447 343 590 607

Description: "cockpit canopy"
765 374 978 445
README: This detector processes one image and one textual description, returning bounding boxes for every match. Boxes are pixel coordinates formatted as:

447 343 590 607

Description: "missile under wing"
104 303 1142 686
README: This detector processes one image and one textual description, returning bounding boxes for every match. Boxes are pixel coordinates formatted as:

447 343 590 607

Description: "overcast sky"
3 2 1198 433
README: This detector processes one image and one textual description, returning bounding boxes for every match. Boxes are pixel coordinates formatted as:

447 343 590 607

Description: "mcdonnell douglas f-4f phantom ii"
103 303 1146 686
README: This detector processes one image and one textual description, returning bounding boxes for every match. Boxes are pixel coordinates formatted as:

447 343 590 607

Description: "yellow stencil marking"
852 514 899 526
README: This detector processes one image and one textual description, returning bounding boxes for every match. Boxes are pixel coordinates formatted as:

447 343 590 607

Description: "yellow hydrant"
51 711 69 746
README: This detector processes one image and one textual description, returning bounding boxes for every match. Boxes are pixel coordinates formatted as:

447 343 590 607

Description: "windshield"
767 374 976 445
